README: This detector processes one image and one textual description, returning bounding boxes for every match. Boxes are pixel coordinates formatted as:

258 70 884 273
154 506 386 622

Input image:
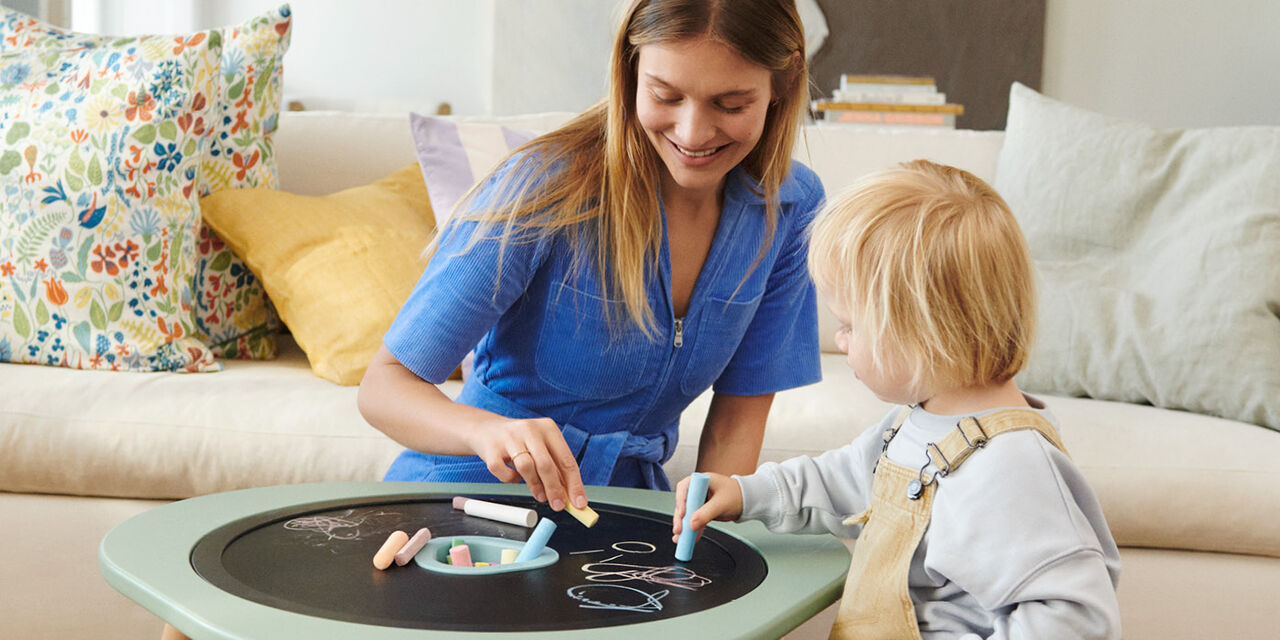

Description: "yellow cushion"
200 164 433 385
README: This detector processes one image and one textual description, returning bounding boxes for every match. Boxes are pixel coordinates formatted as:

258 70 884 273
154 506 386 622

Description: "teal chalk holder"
414 535 558 575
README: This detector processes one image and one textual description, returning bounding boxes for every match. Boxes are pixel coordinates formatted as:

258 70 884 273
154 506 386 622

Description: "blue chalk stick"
675 472 710 561
514 517 557 563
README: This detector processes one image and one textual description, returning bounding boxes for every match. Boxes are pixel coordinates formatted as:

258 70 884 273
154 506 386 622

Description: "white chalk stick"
453 496 538 528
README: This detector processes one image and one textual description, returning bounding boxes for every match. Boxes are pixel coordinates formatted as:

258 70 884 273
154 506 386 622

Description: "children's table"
100 482 850 639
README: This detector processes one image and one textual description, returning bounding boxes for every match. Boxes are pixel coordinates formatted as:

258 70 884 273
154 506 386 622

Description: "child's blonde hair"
808 159 1036 393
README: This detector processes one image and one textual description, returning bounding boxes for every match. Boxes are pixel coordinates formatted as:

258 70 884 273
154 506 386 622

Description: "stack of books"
813 75 964 129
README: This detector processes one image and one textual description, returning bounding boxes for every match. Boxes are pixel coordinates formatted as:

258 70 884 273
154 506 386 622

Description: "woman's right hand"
467 415 589 512
359 346 589 511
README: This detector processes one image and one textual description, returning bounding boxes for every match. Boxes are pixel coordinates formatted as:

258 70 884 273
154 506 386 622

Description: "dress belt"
457 378 675 490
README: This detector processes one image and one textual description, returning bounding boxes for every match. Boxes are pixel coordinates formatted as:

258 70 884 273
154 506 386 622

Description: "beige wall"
1043 0 1280 128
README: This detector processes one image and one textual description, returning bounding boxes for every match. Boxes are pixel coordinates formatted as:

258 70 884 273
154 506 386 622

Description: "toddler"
673 159 1121 639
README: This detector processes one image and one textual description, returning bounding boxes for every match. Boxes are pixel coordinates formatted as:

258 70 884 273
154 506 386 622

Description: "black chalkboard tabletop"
100 481 850 639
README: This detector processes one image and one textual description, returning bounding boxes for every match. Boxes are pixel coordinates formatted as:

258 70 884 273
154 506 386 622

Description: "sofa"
3 103 1279 640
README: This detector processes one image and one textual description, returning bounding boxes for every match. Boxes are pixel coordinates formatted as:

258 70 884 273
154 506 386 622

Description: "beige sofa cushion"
1050 394 1279 558
0 335 401 499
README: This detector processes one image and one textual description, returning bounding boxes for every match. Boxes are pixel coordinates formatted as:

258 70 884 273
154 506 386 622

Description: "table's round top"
100 482 850 639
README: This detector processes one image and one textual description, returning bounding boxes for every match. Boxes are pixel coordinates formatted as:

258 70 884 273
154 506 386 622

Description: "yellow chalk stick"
373 530 409 570
565 503 598 527
500 548 520 564
476 562 491 567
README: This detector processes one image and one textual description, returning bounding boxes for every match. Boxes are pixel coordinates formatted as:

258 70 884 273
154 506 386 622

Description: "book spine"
823 111 956 128
832 90 947 105
813 101 965 115
840 74 936 87
839 82 938 93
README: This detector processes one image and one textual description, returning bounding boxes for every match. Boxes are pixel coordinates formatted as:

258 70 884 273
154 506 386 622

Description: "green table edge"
99 482 850 640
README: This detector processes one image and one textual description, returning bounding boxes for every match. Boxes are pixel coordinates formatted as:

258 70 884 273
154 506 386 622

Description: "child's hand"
671 472 743 542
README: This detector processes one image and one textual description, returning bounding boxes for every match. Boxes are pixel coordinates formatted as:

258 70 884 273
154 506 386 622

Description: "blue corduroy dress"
383 161 825 490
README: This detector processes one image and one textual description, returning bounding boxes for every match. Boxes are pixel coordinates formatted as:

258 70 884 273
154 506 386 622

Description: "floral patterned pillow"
0 5 293 362
0 13 222 371
192 5 292 360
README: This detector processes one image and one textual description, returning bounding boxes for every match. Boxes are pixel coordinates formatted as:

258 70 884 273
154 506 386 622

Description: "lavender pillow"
409 112 541 229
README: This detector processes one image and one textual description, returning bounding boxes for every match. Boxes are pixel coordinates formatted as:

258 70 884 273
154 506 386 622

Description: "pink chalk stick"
452 496 469 510
449 543 473 567
393 527 433 566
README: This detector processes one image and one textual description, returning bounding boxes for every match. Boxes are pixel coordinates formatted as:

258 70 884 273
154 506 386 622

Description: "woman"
358 0 824 512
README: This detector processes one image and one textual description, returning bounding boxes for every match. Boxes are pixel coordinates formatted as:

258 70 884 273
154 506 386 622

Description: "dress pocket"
535 282 654 399
680 293 761 396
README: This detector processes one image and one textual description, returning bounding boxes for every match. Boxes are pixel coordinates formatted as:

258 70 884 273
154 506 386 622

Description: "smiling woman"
357 0 824 514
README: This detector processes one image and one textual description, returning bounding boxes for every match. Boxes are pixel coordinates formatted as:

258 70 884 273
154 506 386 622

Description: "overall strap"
913 408 1068 498
843 408 915 527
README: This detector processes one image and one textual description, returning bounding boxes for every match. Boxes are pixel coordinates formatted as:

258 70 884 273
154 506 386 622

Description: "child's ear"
833 325 849 352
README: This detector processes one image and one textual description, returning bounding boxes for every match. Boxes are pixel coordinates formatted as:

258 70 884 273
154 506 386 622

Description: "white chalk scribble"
581 554 712 590
611 541 656 554
567 584 668 613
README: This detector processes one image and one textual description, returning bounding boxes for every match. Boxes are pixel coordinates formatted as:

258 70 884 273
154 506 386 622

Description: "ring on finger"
512 450 532 462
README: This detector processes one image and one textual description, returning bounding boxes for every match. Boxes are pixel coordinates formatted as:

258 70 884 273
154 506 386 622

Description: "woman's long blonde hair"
441 0 807 337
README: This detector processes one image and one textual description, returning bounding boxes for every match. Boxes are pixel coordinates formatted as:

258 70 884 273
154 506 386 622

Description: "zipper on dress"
673 317 684 348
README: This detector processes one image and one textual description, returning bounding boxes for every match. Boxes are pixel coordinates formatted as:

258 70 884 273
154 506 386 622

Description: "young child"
673 159 1122 639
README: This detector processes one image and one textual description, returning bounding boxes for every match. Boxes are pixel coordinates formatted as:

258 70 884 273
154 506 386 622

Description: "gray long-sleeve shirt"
735 398 1122 639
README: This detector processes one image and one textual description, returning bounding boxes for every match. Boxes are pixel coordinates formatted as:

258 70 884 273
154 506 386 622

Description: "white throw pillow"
996 83 1280 429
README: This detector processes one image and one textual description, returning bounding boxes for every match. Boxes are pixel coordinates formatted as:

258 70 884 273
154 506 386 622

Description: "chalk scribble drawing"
581 554 712 590
566 538 712 613
611 541 656 554
282 509 405 551
283 515 365 540
566 584 669 613
576 540 711 590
